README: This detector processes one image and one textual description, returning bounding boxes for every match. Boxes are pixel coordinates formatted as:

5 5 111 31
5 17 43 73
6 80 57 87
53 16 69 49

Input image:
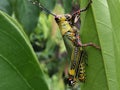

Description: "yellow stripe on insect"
69 69 75 76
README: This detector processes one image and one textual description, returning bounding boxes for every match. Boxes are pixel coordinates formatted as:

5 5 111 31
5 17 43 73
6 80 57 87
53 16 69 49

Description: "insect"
66 46 88 86
29 0 100 86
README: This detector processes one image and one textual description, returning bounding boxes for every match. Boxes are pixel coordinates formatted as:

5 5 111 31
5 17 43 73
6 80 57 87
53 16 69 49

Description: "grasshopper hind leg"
78 50 86 82
82 50 88 66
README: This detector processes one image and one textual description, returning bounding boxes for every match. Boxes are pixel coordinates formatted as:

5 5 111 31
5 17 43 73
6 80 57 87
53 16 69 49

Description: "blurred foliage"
0 0 81 90
1 0 120 90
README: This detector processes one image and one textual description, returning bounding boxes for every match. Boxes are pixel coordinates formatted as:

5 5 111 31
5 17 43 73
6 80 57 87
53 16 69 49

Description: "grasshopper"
29 0 100 86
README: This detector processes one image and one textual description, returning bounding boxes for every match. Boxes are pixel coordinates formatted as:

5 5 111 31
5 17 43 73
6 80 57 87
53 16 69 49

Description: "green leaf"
39 0 56 11
80 0 120 90
15 0 40 34
0 0 12 15
0 10 48 90
107 0 120 89
63 0 72 13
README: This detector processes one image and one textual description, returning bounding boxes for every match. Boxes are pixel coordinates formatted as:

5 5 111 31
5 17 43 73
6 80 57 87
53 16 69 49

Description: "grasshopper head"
55 14 72 23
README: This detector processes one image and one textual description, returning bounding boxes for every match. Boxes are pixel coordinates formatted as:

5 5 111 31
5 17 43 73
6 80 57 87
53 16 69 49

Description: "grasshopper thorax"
55 14 73 35
55 14 72 23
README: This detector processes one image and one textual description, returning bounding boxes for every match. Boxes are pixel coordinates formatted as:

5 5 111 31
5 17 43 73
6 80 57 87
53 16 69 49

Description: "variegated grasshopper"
29 0 100 86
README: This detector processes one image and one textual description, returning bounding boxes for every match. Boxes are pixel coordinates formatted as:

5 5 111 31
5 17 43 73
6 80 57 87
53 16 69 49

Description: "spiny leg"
80 0 92 12
71 0 92 23
82 50 88 66
81 42 101 50
73 33 100 50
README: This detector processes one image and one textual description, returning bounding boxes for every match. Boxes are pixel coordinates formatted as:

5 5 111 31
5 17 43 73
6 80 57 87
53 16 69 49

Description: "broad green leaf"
15 0 40 34
0 10 48 90
80 0 120 90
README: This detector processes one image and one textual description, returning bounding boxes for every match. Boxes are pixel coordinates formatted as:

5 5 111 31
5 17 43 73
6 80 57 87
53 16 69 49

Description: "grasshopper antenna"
29 0 56 17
